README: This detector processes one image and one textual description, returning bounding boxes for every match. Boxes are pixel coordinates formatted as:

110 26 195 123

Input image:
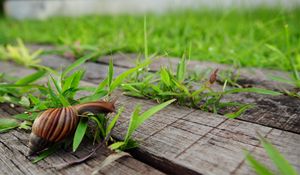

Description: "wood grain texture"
111 100 300 175
0 105 165 175
97 53 292 90
40 55 128 84
39 53 300 134
1 50 300 175
221 93 300 134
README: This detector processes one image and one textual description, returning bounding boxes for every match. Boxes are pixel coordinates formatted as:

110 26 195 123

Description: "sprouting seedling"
0 69 47 106
0 38 43 67
0 51 153 162
109 99 176 151
122 54 283 118
245 133 298 175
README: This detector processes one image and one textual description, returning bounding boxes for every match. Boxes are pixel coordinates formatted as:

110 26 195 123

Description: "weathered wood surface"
96 54 300 134
1 57 300 175
28 44 293 90
0 104 165 175
112 97 300 175
36 53 300 134
97 53 293 90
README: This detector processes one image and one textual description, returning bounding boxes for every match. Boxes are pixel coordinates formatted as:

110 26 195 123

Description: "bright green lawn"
0 8 299 70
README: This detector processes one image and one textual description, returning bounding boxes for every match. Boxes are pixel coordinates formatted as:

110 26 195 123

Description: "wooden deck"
0 46 299 175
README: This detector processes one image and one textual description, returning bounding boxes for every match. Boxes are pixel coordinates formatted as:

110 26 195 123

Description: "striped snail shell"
28 101 116 155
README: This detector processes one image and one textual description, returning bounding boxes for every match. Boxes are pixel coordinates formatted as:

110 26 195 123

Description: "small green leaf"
160 68 171 87
225 88 282 96
109 141 126 150
18 121 32 130
245 151 274 175
50 75 62 94
225 104 253 119
95 78 108 94
19 96 30 107
15 70 46 85
106 107 124 136
124 99 175 142
73 118 88 152
108 59 114 88
259 136 298 175
0 118 19 133
110 60 151 92
32 145 58 163
62 52 96 78
79 90 107 103
176 55 186 82
12 113 31 120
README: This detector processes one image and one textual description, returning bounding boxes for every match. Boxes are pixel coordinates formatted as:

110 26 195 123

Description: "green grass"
0 8 300 70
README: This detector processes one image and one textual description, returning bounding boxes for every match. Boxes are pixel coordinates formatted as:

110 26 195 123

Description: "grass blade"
50 75 62 93
176 55 186 82
0 118 19 133
73 118 88 152
225 104 253 119
225 88 282 96
106 107 124 136
32 145 58 163
15 70 46 85
62 52 96 78
125 99 175 142
259 135 298 175
108 59 114 88
245 151 273 175
160 68 171 87
144 15 148 59
110 60 151 92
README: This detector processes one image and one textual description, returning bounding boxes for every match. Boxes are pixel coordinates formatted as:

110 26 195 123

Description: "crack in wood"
175 118 229 159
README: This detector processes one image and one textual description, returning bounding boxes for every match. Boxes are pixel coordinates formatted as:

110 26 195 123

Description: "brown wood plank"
27 44 293 90
40 55 128 84
111 98 300 175
0 105 165 175
1 55 300 174
38 53 300 134
97 53 292 90
220 92 300 134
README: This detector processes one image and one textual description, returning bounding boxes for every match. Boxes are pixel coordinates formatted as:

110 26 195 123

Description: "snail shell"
28 101 116 155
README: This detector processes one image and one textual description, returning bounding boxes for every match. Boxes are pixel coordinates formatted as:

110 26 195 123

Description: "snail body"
28 101 115 155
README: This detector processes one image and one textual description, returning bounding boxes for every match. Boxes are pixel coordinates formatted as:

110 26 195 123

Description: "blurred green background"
0 7 299 71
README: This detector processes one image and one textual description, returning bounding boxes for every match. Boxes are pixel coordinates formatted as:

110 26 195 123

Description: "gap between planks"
1 59 300 174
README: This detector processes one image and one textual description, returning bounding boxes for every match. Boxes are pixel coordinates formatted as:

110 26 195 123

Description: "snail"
28 100 116 155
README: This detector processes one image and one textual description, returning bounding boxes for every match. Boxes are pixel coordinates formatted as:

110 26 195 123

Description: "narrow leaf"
259 136 298 175
106 107 124 135
225 105 253 119
225 88 282 96
15 70 46 85
0 118 19 133
32 145 58 163
245 151 273 175
73 118 88 152
110 60 151 92
62 52 96 78
108 59 114 87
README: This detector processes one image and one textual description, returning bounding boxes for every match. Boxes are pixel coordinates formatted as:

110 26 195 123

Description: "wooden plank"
221 92 300 134
39 54 300 134
97 53 292 90
0 105 165 175
40 55 128 84
111 98 300 175
1 56 300 174
233 129 300 175
27 44 293 90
